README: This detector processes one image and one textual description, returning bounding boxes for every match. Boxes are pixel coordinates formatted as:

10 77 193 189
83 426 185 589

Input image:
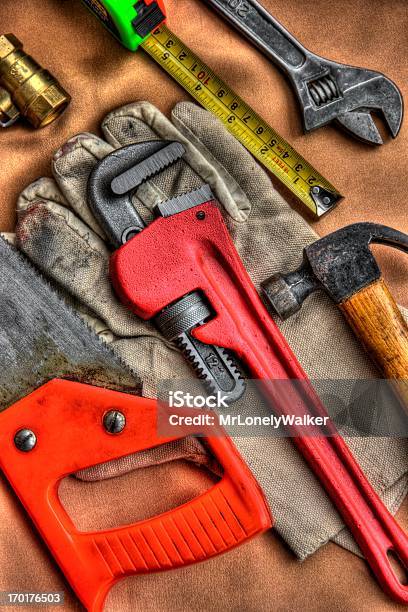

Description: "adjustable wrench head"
299 60 404 145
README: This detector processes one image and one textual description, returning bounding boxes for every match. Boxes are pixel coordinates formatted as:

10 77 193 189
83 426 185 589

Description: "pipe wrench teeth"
111 141 186 195
155 291 246 404
155 184 214 218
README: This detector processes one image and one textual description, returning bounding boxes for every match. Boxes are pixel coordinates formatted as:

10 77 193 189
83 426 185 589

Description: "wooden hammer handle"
340 278 408 404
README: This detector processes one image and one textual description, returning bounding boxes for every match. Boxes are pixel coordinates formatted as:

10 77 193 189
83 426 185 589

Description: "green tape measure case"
82 0 166 50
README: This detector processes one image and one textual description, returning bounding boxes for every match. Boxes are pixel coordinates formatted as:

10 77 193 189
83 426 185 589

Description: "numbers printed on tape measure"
142 26 342 217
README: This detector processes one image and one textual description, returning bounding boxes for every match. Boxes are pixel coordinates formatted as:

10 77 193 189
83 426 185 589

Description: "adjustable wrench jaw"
295 56 404 145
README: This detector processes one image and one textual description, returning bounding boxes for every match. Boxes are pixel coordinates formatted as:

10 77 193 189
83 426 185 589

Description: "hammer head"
262 223 408 320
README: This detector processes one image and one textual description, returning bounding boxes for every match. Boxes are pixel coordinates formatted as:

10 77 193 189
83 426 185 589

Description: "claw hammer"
262 223 408 406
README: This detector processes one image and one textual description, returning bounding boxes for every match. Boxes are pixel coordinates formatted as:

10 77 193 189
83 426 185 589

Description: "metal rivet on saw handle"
103 410 126 434
14 429 37 452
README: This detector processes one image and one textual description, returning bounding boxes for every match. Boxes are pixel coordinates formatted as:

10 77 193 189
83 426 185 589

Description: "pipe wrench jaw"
88 140 186 248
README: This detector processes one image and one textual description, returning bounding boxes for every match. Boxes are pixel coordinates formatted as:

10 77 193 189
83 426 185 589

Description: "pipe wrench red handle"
0 379 271 611
111 199 408 604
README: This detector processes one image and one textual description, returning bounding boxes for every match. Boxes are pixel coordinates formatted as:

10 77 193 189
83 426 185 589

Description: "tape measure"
82 0 342 217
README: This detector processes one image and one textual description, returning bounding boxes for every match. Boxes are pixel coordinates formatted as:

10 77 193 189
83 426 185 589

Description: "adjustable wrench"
203 0 404 145
88 140 408 604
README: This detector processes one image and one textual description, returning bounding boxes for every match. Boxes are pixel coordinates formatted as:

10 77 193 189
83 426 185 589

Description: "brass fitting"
0 34 71 128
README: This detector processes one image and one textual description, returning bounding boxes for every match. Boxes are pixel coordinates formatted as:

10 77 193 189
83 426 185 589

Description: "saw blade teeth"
0 236 143 403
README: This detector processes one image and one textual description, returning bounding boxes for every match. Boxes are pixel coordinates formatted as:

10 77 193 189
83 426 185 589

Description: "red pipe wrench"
88 140 408 604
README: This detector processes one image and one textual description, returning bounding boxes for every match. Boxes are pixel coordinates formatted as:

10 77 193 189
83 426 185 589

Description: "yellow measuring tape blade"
142 25 342 218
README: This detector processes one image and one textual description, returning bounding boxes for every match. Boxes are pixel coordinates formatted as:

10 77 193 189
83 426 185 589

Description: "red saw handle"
111 199 408 604
0 379 271 612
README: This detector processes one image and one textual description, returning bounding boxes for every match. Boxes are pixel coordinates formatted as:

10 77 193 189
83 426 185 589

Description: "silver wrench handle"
204 0 312 72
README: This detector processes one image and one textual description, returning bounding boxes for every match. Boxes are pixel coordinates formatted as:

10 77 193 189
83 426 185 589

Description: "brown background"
0 1 407 610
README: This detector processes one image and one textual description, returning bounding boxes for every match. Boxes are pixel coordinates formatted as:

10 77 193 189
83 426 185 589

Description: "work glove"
15 101 408 560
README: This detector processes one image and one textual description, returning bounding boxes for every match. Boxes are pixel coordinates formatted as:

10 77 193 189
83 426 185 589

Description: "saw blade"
0 236 140 409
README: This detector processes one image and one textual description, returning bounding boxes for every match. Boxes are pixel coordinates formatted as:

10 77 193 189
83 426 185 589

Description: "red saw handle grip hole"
58 460 222 530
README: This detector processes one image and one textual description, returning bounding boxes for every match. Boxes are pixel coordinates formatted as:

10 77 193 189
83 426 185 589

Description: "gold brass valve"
0 33 71 128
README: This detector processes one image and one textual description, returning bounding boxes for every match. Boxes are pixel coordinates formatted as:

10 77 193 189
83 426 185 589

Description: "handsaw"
0 236 271 611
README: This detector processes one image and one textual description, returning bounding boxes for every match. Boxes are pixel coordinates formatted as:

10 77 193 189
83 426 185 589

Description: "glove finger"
17 177 69 212
102 102 247 222
15 199 159 341
16 182 111 325
52 133 114 237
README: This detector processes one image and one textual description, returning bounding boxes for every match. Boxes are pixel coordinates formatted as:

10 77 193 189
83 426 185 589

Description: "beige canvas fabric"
15 101 408 561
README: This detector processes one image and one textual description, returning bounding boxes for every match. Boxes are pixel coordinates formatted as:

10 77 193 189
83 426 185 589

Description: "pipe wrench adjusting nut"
0 34 71 128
